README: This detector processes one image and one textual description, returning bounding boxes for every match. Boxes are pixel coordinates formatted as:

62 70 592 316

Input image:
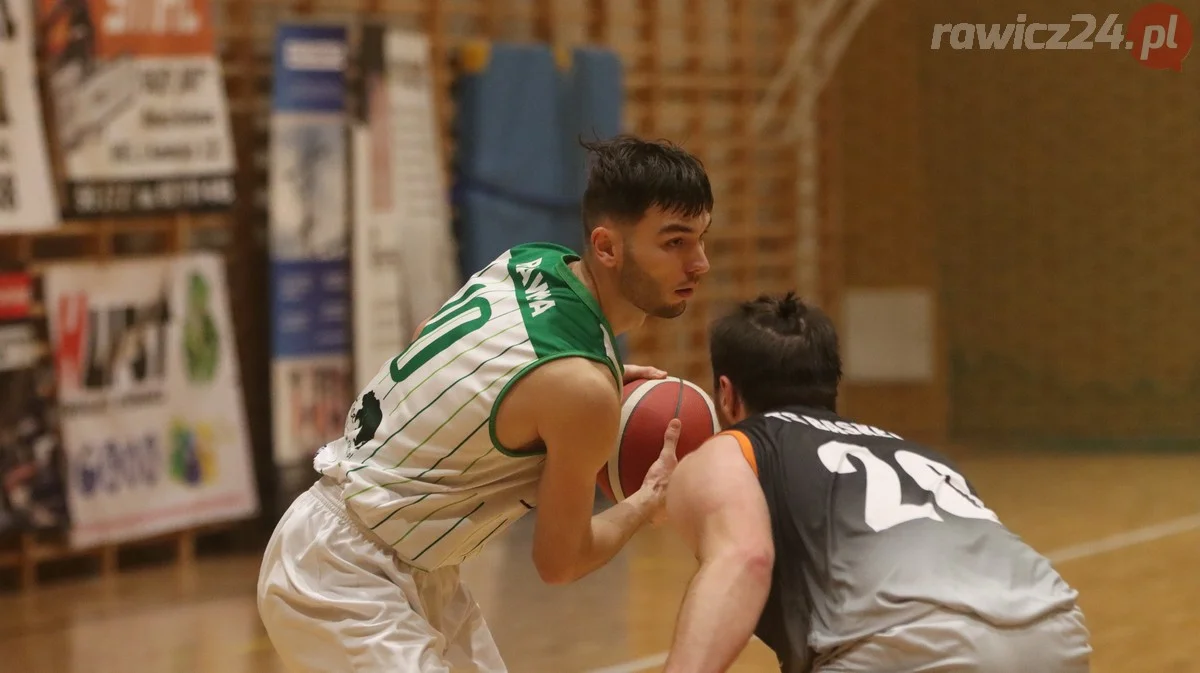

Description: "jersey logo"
514 258 555 317
348 392 382 453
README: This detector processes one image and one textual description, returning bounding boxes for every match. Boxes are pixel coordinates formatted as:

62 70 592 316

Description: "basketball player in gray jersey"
257 135 713 672
661 293 1091 673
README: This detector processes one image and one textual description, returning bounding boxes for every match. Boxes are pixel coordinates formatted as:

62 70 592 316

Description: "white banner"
38 0 236 216
385 30 460 328
0 0 60 232
44 253 258 549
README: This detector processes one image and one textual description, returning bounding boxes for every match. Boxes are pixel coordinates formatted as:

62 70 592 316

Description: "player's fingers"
661 418 682 457
623 364 668 381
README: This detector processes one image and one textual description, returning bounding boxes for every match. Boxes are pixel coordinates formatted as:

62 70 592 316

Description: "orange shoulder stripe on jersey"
716 429 758 477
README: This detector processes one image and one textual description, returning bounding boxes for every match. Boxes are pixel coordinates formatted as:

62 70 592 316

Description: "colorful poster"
38 0 236 216
0 0 60 231
43 253 258 549
0 270 70 534
269 23 352 471
350 23 407 391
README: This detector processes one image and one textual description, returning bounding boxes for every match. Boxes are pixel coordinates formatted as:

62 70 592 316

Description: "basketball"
597 376 722 503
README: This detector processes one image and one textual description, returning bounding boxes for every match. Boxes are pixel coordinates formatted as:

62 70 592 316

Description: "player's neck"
570 257 646 336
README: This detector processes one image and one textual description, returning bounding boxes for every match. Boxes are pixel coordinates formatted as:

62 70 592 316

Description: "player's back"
726 405 1079 668
315 242 623 571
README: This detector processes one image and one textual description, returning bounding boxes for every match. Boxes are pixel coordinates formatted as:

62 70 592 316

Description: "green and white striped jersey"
315 242 623 570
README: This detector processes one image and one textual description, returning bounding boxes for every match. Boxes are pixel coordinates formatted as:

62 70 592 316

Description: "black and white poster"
37 0 236 216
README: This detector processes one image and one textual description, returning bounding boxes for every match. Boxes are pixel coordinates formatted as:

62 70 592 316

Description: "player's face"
618 207 711 319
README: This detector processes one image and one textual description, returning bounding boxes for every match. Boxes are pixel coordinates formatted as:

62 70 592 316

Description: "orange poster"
39 0 216 58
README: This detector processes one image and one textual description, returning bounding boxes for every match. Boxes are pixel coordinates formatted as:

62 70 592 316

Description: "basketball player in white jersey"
257 135 714 672
661 293 1090 673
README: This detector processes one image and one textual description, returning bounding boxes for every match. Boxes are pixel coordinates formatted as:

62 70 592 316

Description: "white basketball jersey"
315 242 623 570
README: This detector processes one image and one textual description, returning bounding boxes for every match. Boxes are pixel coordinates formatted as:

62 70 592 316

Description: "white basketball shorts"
257 477 507 672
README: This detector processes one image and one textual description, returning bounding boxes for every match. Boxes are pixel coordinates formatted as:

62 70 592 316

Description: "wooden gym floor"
3 448 1199 673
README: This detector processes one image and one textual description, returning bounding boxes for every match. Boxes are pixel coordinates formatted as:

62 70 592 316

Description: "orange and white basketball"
597 376 721 503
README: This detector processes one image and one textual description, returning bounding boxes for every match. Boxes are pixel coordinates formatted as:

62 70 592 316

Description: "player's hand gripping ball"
597 376 721 503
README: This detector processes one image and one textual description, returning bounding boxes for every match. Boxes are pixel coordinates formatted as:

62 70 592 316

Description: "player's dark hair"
708 292 842 413
579 135 713 240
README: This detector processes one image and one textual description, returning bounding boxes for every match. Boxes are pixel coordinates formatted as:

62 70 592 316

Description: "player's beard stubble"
619 243 689 319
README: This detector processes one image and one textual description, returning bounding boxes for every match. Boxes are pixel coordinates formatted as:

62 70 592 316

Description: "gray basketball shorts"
814 606 1092 673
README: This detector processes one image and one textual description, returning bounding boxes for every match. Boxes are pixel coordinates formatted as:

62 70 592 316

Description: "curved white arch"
751 0 884 303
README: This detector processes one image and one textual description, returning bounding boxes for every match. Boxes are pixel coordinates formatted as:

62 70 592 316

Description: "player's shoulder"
526 355 617 389
512 357 622 424
688 430 758 476
499 244 620 365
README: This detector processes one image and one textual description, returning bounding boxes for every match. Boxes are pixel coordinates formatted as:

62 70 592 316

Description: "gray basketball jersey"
723 406 1080 672
315 242 622 571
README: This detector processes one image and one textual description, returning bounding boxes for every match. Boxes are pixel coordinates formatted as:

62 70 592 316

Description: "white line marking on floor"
584 511 1200 673
1044 511 1200 564
586 653 670 673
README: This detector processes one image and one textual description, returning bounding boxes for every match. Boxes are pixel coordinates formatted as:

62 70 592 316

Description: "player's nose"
688 246 711 277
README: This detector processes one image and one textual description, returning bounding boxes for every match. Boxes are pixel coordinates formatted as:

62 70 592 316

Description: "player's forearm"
569 490 657 581
663 552 773 673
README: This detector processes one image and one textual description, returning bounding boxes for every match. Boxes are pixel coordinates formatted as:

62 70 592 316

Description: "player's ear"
717 375 737 424
590 223 621 269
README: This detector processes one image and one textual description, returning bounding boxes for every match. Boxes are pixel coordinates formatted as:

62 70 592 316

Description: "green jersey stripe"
412 501 489 562
382 290 518 403
345 325 527 472
367 492 432 530
382 283 486 400
459 516 511 560
385 358 529 471
347 417 488 500
387 306 523 416
444 446 495 479
412 419 489 478
390 492 482 546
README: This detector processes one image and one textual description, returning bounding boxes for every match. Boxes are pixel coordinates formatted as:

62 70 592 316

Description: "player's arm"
662 433 774 673
530 359 672 585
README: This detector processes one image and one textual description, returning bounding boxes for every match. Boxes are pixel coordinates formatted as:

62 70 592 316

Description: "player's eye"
665 238 684 249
